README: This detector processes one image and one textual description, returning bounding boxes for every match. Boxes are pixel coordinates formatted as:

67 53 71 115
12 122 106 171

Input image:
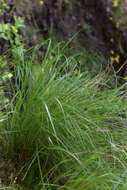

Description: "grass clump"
0 40 127 190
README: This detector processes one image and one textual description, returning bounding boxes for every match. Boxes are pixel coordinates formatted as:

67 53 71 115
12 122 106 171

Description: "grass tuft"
0 40 127 190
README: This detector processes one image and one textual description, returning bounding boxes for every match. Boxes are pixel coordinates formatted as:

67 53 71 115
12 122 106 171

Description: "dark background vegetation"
1 0 127 76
